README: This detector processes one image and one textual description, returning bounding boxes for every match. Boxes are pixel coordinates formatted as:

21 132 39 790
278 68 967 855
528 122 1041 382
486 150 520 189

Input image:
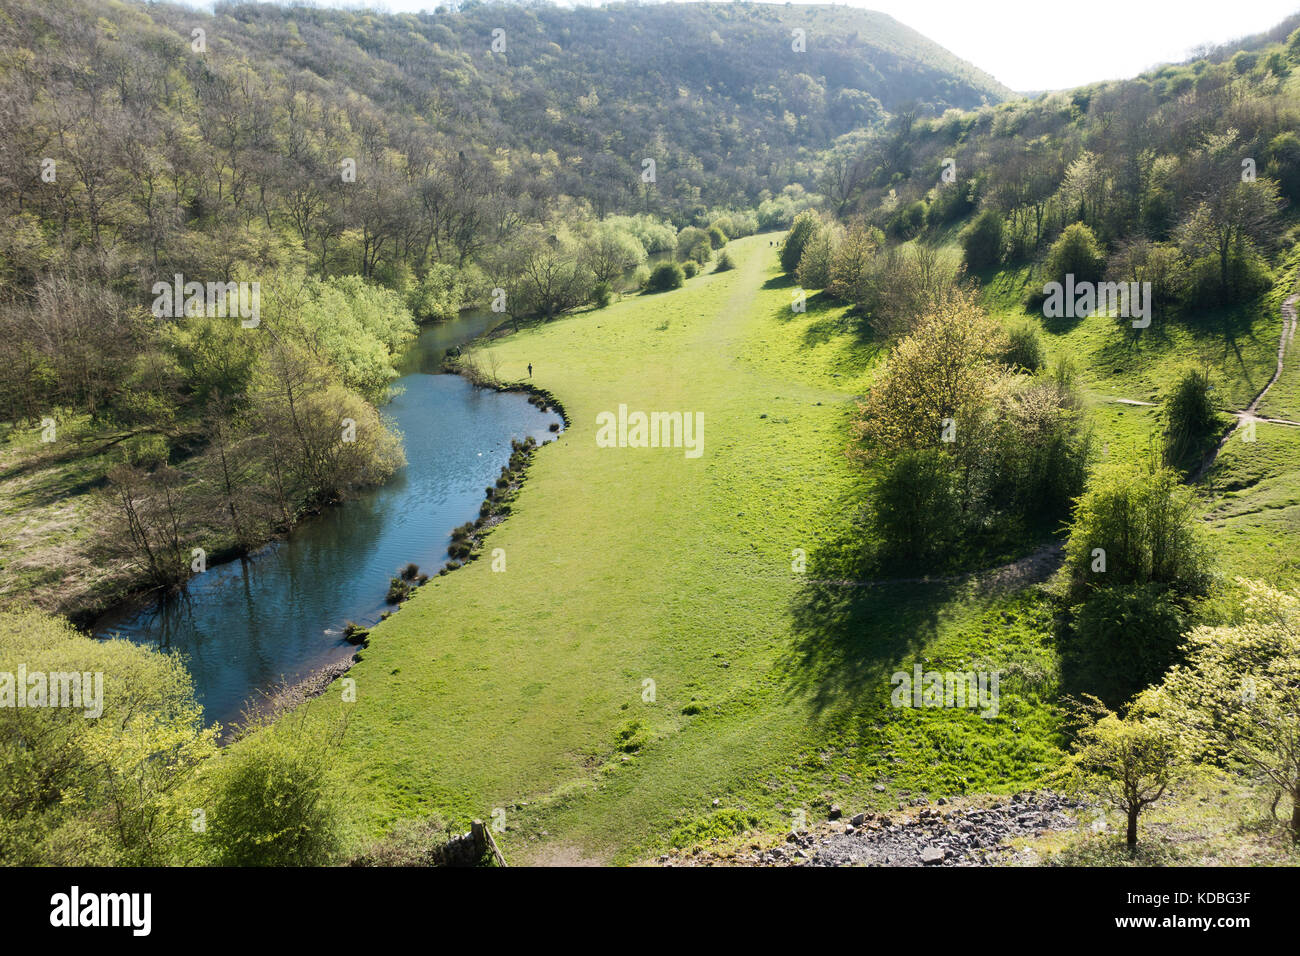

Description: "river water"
93 310 562 728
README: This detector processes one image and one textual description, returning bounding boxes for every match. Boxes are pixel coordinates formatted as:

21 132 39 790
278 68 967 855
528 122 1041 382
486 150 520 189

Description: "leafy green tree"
1162 367 1226 472
870 448 961 568
1056 690 1185 848
203 717 345 866
1044 222 1105 288
1063 463 1213 602
645 261 685 293
779 210 820 275
795 221 841 290
0 609 218 865
1162 580 1300 842
960 209 1003 271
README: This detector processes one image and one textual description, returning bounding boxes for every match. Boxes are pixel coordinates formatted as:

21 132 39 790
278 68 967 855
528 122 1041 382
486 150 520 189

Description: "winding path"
1188 291 1300 482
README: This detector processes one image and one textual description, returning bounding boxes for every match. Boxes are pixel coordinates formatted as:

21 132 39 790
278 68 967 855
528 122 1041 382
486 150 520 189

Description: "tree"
645 261 685 292
1063 463 1213 602
828 221 882 307
1057 691 1184 848
1043 222 1105 289
779 210 820 275
1162 367 1226 472
854 288 1005 456
1177 179 1280 300
202 716 345 866
1162 580 1300 843
0 608 218 866
582 224 647 286
960 209 1004 271
795 221 841 290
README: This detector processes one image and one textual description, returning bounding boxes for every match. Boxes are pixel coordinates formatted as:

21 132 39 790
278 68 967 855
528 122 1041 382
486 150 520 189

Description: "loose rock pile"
659 792 1085 867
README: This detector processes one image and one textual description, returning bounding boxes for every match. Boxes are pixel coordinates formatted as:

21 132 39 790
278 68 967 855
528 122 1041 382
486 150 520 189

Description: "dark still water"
94 312 561 728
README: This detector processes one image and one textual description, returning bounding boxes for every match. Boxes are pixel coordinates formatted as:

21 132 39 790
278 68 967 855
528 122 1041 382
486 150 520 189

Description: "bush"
780 210 820 275
645 261 685 293
1000 322 1046 373
204 721 344 866
675 226 712 264
706 224 728 249
349 816 452 866
714 250 735 272
1044 222 1106 289
1162 368 1223 471
592 281 612 308
1067 584 1191 705
682 260 698 278
796 223 840 290
1063 463 1213 602
960 209 1003 271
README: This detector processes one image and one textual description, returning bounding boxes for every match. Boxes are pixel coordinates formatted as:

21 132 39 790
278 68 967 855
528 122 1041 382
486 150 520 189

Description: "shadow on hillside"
780 519 955 727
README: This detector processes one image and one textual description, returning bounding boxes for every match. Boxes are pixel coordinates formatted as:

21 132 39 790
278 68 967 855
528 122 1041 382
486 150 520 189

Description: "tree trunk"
1291 796 1300 845
1126 807 1139 847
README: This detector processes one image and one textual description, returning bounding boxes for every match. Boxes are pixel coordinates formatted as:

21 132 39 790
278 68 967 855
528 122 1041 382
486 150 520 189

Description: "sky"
251 0 1300 91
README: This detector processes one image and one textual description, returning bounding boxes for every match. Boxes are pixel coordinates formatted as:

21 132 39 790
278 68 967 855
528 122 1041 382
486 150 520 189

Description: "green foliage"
1162 367 1224 471
407 264 473 323
870 447 961 568
0 608 218 866
1001 321 1046 373
714 250 736 272
1162 580 1300 842
780 210 821 275
960 209 1003 271
1055 691 1184 847
795 221 840 290
202 718 345 867
675 227 713 266
1066 584 1191 705
1063 464 1213 603
1044 222 1106 288
298 275 417 400
645 261 685 293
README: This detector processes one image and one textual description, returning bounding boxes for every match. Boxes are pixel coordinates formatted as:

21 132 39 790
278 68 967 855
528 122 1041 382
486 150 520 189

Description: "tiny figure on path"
528 363 533 377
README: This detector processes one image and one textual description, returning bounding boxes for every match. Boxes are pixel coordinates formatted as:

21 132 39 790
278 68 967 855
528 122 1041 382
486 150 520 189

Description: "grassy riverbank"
302 235 1069 863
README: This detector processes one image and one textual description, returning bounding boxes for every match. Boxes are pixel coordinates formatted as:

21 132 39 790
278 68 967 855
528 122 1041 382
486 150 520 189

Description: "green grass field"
296 235 1066 863
285 233 1300 864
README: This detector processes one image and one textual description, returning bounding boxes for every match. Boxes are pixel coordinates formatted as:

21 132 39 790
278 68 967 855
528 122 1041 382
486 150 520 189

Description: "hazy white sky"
266 0 1300 91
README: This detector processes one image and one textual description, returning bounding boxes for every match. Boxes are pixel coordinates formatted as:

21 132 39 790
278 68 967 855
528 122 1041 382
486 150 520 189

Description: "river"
93 310 562 728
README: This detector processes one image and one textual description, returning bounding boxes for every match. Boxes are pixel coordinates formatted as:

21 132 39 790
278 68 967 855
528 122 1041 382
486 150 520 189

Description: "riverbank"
282 234 1069 864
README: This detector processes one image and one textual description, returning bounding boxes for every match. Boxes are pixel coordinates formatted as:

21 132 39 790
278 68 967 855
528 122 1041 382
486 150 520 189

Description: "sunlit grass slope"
300 235 1065 863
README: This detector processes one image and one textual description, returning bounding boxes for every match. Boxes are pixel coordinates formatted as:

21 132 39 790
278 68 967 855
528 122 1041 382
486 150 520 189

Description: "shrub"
871 448 962 569
1044 222 1106 289
1067 584 1191 705
592 281 612 308
779 210 820 275
682 260 698 278
706 224 728 249
645 261 685 293
1063 463 1213 603
714 250 735 272
796 223 840 290
960 209 1003 271
1162 368 1223 471
204 721 344 866
1001 322 1046 372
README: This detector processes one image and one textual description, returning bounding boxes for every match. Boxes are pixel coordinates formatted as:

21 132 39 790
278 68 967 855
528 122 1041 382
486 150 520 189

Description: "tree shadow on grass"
779 516 956 727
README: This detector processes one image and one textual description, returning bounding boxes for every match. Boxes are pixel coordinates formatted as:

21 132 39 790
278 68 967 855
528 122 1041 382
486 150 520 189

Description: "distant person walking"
528 363 533 377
